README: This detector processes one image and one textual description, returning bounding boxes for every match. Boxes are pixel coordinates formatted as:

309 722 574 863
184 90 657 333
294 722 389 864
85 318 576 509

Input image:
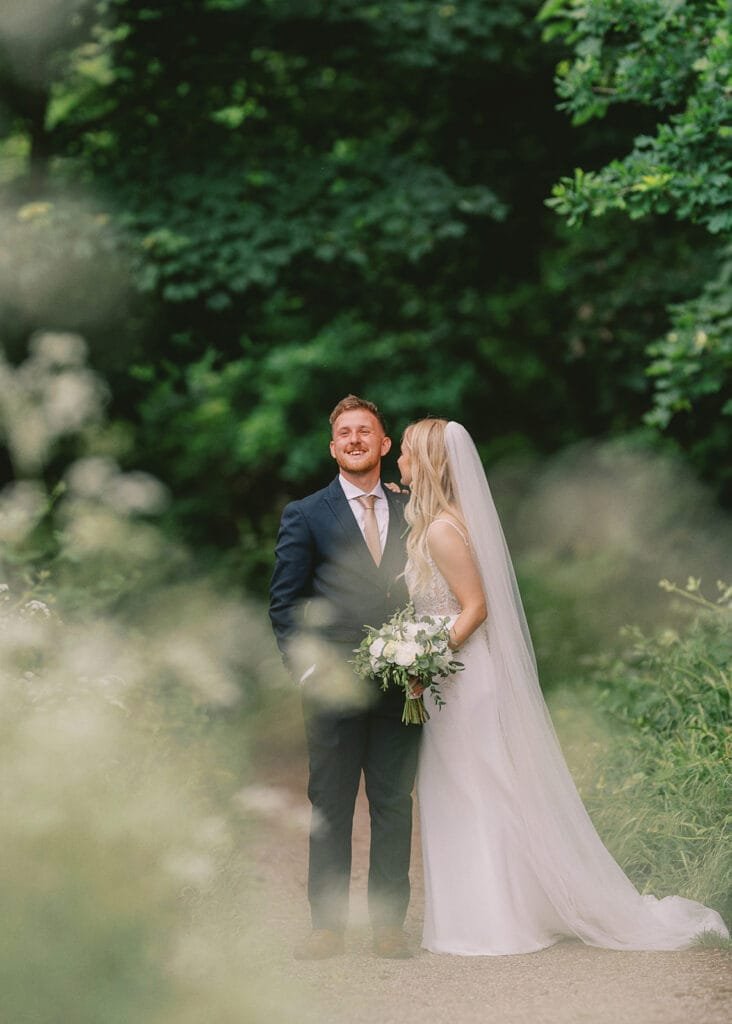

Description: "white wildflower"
30 331 87 369
66 456 118 498
0 481 46 544
107 472 168 515
22 599 51 617
44 370 104 434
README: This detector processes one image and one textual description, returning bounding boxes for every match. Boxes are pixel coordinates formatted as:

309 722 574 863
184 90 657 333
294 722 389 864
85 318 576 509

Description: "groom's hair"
329 394 386 432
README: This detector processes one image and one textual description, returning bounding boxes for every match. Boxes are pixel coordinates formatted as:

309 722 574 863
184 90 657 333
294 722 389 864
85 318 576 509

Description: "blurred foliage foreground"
0 335 299 1023
0 337 729 1022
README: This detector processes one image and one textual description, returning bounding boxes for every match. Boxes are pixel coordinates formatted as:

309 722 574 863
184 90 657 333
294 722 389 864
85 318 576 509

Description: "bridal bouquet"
351 604 464 724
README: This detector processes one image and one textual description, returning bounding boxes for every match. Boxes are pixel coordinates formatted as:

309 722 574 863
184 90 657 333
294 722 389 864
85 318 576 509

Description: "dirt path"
243 724 731 1024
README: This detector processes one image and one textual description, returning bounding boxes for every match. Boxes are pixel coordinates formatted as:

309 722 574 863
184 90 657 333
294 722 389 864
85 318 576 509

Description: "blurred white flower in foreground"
234 784 312 832
159 632 242 707
0 325 296 1020
0 481 46 544
30 331 88 369
0 332 107 473
67 457 168 515
22 599 51 617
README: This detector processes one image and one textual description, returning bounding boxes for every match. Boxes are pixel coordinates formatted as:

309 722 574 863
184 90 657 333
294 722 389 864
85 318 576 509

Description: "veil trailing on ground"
444 421 728 949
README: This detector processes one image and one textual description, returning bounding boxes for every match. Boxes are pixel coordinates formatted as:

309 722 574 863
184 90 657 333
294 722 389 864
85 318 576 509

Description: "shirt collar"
338 475 386 502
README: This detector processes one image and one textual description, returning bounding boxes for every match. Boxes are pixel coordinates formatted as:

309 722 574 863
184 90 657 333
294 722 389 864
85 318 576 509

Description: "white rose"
369 637 386 658
401 621 422 640
382 640 397 661
393 640 420 667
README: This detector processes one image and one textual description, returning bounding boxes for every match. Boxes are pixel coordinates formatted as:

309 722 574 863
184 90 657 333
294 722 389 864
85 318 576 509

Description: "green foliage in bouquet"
352 603 464 725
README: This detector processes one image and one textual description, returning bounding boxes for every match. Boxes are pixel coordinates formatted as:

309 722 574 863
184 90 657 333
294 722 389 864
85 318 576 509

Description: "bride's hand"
408 675 425 698
384 481 409 494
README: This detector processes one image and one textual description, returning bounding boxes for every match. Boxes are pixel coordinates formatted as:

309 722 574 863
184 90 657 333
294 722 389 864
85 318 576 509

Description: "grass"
551 580 731 934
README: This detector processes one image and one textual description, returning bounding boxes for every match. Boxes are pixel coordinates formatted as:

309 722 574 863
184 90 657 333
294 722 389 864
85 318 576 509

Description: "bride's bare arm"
426 520 487 649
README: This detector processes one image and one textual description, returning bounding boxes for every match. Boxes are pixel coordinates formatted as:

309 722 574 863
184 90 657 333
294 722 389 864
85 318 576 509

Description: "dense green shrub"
579 579 731 924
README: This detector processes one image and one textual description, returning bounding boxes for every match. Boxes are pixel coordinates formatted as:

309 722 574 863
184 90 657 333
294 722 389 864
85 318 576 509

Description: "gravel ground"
243 740 731 1024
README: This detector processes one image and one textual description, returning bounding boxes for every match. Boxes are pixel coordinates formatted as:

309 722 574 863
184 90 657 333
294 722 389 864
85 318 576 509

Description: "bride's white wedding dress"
409 542 568 954
405 422 729 957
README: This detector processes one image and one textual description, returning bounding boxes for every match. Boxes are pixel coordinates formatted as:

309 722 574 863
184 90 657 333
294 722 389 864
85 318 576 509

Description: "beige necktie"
356 494 382 566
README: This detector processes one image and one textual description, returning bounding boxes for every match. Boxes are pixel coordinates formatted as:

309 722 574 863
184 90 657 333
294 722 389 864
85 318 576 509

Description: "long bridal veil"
444 421 728 949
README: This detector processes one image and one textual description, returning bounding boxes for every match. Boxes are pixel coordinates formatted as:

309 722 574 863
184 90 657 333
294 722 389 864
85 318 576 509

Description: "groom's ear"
381 435 392 456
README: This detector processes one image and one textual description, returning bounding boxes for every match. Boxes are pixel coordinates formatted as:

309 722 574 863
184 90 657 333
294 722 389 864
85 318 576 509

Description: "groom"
269 395 419 960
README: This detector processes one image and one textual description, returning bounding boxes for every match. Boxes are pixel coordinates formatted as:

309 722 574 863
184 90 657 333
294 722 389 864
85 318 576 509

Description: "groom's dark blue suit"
270 476 420 932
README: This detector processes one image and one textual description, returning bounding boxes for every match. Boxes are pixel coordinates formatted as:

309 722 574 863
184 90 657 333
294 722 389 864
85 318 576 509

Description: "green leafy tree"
2 0 721 584
542 0 732 498
0 1 98 190
36 0 582 570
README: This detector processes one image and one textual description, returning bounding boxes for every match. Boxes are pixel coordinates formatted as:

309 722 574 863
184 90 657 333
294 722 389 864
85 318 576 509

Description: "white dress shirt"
338 475 390 551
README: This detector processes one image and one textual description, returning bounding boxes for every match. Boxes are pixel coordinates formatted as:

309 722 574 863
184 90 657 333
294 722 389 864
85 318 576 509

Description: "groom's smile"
330 408 392 483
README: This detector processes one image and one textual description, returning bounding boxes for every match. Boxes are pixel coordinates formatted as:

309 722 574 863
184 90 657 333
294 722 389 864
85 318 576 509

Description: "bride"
397 418 729 955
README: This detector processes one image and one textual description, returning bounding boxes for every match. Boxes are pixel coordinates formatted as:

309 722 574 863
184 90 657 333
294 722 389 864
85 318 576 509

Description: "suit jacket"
269 477 409 700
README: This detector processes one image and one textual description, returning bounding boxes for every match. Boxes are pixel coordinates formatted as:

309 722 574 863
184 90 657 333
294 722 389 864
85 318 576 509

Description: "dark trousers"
302 698 420 932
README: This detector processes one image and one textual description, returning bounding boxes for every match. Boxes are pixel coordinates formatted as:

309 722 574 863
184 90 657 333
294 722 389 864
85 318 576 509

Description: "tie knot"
356 494 378 510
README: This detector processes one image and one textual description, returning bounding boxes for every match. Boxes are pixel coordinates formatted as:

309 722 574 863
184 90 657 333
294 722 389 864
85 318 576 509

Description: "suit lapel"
324 477 405 582
324 477 373 566
382 487 405 557
381 487 408 582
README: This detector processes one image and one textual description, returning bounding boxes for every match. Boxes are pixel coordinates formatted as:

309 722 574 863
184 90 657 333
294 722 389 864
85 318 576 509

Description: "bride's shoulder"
426 511 469 549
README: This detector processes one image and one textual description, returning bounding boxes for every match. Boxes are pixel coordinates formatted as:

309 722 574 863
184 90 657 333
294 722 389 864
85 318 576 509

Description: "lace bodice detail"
405 553 462 618
405 518 468 618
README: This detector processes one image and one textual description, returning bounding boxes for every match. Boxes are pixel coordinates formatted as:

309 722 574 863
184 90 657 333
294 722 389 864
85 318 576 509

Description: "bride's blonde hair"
403 418 467 590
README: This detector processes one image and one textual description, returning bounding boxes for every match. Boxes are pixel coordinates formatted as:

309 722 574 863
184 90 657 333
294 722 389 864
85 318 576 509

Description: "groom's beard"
336 450 381 476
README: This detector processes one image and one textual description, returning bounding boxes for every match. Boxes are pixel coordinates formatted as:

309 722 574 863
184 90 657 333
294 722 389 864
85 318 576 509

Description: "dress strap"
429 518 469 546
